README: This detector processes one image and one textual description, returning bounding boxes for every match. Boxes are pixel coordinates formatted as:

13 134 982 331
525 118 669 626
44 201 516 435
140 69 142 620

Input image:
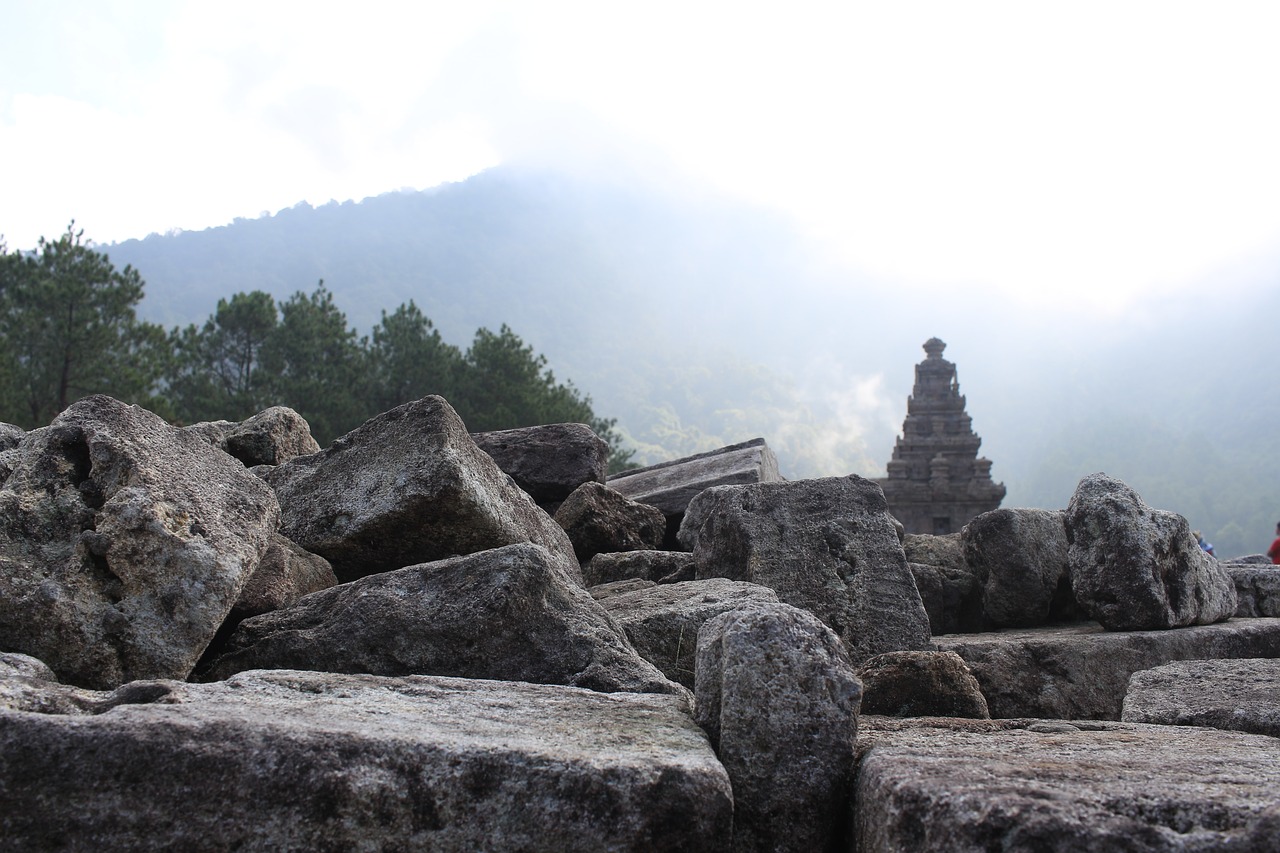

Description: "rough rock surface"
221 406 321 466
1226 563 1280 617
472 423 608 511
0 669 732 852
0 422 25 451
854 716 1280 852
902 532 965 570
588 578 657 600
609 438 782 547
963 508 1079 628
681 475 932 664
204 543 683 696
554 481 666 564
584 550 694 587
1122 658 1280 737
858 650 990 718
231 533 337 620
696 603 862 853
263 396 580 584
909 562 984 635
0 395 279 689
1064 473 1237 630
597 579 780 687
938 618 1280 719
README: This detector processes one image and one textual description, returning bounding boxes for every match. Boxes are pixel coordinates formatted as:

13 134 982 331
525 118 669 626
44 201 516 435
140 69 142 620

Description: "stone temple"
878 337 1005 534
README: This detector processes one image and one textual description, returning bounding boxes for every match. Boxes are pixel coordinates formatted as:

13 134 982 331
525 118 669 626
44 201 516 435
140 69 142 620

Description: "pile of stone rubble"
1 395 1277 851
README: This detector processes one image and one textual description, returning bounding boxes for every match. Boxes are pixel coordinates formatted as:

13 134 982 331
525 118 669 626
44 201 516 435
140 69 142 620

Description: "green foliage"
166 290 278 423
366 301 463 414
0 224 166 427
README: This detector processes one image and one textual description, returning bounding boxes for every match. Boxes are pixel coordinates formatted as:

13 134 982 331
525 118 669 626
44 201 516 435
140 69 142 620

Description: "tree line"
0 225 634 470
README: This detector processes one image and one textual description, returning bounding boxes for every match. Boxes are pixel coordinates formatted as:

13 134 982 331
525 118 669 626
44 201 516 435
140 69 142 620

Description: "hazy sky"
4 0 1280 310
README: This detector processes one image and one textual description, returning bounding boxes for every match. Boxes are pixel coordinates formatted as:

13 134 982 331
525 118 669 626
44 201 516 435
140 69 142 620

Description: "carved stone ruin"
878 338 1005 534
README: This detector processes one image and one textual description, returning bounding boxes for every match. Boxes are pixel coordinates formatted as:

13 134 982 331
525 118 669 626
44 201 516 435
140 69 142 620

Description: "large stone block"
680 475 932 664
854 716 1280 852
584 550 695 587
1225 562 1280 617
204 543 683 696
554 481 665 564
0 395 279 689
1064 473 1236 630
695 603 862 853
938 618 1280 719
472 422 608 511
0 669 733 851
263 396 579 584
857 650 989 718
1122 658 1280 737
962 508 1079 628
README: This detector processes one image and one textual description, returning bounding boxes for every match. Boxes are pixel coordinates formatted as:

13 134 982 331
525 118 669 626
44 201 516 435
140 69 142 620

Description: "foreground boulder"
854 716 1280 852
0 395 279 689
204 543 682 696
0 669 732 851
554 482 666 564
962 508 1079 628
857 650 989 718
263 396 580 583
1064 473 1236 630
597 579 780 687
472 423 608 511
938 618 1280 719
1122 658 1280 737
608 438 782 547
681 475 932 664
696 603 862 853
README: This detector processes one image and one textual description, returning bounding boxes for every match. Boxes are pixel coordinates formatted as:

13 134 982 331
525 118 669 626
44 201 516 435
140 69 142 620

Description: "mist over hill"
107 165 1280 558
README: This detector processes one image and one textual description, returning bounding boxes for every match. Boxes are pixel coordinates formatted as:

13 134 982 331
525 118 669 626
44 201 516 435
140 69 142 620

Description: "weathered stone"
232 533 337 621
0 652 56 681
1065 473 1237 630
222 406 321 466
876 338 1005 535
0 395 279 689
680 475 932 664
472 423 608 511
1122 658 1280 737
854 716 1280 852
204 543 683 696
695 603 862 853
263 395 580 584
0 669 732 852
584 550 695 587
938 618 1280 719
598 579 780 687
963 508 1080 628
902 532 965 570
588 578 657 601
1230 554 1273 565
909 562 984 635
0 423 25 452
178 419 236 448
554 481 665 564
858 650 989 718
1226 563 1280 617
608 437 781 548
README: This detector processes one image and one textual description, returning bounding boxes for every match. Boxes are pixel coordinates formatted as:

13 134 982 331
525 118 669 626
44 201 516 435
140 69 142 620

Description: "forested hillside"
104 165 1280 558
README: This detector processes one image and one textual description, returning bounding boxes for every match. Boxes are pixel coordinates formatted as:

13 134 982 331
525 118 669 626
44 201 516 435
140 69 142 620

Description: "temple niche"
877 337 1005 535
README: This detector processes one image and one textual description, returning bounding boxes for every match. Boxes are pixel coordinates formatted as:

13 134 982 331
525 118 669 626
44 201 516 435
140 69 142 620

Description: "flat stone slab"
855 716 1280 852
1122 658 1280 737
0 669 732 851
606 438 781 519
937 618 1280 719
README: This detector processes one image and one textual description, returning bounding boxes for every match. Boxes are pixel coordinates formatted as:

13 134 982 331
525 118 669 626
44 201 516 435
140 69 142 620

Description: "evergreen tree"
366 301 464 414
166 291 277 424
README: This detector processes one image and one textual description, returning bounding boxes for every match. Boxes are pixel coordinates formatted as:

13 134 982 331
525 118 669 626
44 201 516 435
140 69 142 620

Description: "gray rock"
584 550 695 587
695 602 862 853
1065 473 1237 630
1122 658 1280 737
938 618 1280 719
588 578 658 601
263 396 580 584
1229 554 1273 565
681 475 932 664
223 406 321 466
0 422 25 452
554 481 665 564
472 423 608 511
909 562 984 635
204 543 684 696
0 395 279 689
231 533 337 621
858 650 989 718
854 716 1280 852
963 508 1080 628
0 669 733 852
1226 563 1280 617
179 419 237 448
610 438 782 547
0 652 57 682
902 532 965 570
598 579 780 687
